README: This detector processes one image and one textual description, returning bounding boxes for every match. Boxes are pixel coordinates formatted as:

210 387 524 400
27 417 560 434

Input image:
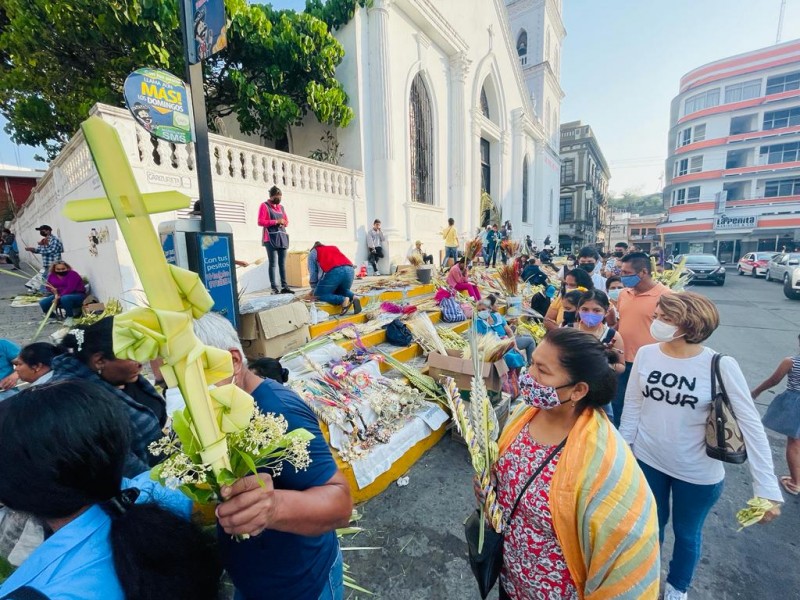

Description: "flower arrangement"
149 407 313 504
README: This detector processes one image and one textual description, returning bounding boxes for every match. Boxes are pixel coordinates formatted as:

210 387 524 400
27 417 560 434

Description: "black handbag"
464 438 566 599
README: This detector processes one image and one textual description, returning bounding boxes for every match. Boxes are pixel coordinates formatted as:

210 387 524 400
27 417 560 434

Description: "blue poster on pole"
187 232 239 329
161 232 177 265
185 0 228 64
123 68 194 144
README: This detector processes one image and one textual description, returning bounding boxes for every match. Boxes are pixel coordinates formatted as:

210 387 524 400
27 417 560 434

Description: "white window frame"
675 158 688 177
724 79 761 104
687 186 701 203
684 89 720 116
673 189 687 206
693 124 706 142
689 156 703 173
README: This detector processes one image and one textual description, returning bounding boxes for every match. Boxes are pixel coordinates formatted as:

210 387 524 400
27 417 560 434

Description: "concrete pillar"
368 0 399 243
448 52 471 238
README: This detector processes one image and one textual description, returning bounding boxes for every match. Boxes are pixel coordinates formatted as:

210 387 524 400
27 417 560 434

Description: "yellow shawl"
498 406 660 599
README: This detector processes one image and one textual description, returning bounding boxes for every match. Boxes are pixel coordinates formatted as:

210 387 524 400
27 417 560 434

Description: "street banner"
123 68 194 144
185 0 228 64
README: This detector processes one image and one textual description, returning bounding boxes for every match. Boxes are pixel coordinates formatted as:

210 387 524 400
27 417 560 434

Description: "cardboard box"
286 251 310 288
82 302 105 316
238 302 311 359
427 348 509 392
242 326 311 359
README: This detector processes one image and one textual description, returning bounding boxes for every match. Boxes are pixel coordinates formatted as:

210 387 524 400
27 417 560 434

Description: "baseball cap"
415 240 422 245
35 225 52 231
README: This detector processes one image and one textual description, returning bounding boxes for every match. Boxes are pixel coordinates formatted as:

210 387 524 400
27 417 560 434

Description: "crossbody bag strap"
505 437 567 527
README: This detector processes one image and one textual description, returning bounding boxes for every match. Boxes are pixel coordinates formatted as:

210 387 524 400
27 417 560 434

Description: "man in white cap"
408 240 433 265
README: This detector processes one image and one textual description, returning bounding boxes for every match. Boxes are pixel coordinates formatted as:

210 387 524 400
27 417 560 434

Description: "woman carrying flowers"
486 328 660 599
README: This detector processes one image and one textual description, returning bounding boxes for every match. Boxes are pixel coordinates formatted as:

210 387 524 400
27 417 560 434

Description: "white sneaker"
664 583 687 600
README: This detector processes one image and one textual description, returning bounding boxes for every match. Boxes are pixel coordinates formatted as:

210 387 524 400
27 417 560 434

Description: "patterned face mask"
519 373 574 410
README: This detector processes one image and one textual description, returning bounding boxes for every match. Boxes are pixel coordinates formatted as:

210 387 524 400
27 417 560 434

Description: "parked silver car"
765 252 800 284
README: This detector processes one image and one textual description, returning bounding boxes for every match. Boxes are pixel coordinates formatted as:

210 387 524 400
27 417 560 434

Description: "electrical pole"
777 0 787 44
178 2 217 232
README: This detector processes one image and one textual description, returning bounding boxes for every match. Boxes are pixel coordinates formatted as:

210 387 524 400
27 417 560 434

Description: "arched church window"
522 157 529 223
409 73 435 204
517 31 528 57
480 87 490 120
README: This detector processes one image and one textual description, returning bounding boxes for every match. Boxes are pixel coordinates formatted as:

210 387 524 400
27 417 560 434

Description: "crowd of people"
0 210 796 600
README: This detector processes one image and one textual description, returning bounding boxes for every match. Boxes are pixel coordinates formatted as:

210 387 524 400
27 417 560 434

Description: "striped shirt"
788 356 800 391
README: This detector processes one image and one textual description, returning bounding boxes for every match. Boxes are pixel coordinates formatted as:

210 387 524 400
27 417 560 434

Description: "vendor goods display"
291 352 438 464
465 238 483 263
653 256 690 290
496 263 520 297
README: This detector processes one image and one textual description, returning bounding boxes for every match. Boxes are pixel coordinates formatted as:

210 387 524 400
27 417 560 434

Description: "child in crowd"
753 333 800 495
559 290 584 327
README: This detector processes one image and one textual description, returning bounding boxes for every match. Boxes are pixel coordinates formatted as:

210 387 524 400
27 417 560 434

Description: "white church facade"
11 0 565 304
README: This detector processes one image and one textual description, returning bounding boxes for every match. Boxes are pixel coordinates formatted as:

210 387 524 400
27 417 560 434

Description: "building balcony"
14 103 366 305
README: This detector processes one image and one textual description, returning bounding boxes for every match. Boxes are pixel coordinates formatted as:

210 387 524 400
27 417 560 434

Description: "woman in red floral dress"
488 328 661 600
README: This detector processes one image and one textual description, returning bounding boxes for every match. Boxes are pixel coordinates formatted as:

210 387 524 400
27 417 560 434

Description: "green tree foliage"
608 191 665 216
0 0 363 160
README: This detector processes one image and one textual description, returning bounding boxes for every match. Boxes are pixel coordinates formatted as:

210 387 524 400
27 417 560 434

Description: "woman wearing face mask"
604 276 624 327
476 295 535 367
258 186 293 295
543 268 594 331
620 293 782 600
484 328 660 599
556 254 577 280
50 317 166 476
573 290 625 374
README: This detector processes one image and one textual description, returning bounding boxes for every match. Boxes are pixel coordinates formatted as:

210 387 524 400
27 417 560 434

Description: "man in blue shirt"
0 339 21 401
194 313 353 600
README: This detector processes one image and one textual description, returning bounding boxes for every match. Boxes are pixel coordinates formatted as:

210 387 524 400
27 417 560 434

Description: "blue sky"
3 0 800 195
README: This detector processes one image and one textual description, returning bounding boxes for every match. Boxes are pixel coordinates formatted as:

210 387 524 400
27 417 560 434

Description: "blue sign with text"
161 232 177 265
188 232 238 330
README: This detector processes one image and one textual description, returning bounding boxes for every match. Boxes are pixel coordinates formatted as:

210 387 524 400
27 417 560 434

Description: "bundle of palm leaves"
465 238 483 262
496 263 520 296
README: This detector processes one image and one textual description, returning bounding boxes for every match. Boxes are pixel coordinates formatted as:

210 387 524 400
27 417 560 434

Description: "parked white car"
783 265 800 300
765 252 800 284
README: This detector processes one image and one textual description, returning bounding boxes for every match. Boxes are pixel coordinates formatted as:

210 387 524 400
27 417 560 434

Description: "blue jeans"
315 266 355 306
442 246 458 267
39 293 85 317
612 361 633 428
638 460 724 593
317 548 344 600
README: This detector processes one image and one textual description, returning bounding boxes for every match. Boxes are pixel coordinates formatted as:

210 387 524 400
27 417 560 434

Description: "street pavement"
1 267 799 599
343 269 800 600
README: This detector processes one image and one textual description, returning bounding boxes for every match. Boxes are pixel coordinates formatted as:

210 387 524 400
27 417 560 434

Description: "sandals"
780 476 800 495
339 298 362 316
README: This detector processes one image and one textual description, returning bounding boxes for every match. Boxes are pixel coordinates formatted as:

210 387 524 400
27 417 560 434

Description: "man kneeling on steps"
309 242 362 315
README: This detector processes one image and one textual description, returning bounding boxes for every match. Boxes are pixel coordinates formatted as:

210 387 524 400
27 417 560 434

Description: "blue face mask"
620 274 641 288
579 312 604 327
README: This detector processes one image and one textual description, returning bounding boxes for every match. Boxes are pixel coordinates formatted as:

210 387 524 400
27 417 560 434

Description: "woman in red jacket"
309 242 361 315
257 186 293 294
